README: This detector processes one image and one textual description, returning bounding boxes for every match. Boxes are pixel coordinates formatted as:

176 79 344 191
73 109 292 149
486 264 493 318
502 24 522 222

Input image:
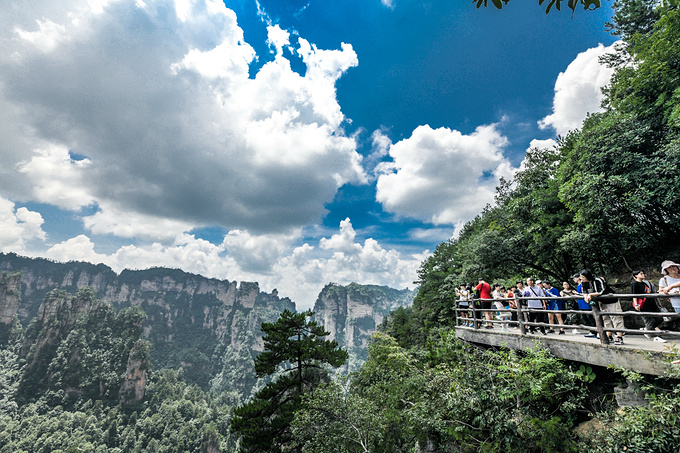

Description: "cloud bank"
1 0 364 238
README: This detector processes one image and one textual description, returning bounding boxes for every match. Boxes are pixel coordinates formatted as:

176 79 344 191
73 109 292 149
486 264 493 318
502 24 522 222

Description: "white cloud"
271 218 422 307
0 197 47 253
45 234 108 264
0 0 364 238
14 18 68 53
222 229 296 274
408 227 453 243
82 202 195 240
527 138 557 151
17 144 95 211
375 124 516 225
538 43 618 136
320 218 362 255
267 24 290 55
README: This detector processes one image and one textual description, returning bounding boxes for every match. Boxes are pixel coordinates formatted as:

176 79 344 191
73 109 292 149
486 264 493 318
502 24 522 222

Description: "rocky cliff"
0 253 295 393
0 272 22 343
17 286 149 406
313 282 414 371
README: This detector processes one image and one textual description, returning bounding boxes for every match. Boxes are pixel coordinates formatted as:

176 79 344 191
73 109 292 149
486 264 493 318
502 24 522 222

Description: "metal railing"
455 293 680 345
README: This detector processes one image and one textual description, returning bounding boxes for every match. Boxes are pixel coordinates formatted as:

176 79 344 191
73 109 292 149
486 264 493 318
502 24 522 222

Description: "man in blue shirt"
572 273 596 336
542 281 564 334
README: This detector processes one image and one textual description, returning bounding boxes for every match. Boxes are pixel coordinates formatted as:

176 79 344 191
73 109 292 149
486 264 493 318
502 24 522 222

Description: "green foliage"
294 331 588 452
254 309 348 380
587 383 680 452
474 0 602 15
575 365 597 383
0 369 236 452
231 309 348 452
292 378 384 453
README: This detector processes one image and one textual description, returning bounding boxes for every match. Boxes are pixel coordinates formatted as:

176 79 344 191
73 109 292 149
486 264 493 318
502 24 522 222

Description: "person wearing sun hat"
659 260 680 313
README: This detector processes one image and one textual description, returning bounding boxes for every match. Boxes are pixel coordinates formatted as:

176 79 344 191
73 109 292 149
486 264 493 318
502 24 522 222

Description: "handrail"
456 292 680 345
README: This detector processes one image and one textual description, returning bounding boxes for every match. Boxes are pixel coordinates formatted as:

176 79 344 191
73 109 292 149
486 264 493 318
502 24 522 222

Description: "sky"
0 0 618 309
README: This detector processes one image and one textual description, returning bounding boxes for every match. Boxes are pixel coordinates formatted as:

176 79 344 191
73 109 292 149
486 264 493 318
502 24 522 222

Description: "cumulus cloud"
0 197 47 253
17 143 95 211
82 202 194 240
267 24 290 55
45 235 108 264
375 124 515 226
222 229 296 274
0 0 364 237
538 43 618 136
271 218 422 306
14 18 69 53
527 138 557 151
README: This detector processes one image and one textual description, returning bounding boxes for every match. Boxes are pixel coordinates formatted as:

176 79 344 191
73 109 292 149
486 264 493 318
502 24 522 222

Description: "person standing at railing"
572 273 596 336
659 260 680 314
455 283 471 326
580 269 624 345
631 270 666 343
560 281 579 332
507 285 519 327
476 278 494 329
523 277 547 335
543 281 565 334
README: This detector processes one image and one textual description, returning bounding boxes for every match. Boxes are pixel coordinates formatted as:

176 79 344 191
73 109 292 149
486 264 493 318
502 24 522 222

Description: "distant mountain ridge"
313 282 414 371
0 252 294 395
0 253 414 395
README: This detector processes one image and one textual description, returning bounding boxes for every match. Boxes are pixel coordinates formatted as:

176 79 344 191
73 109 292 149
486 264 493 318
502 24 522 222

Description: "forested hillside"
0 252 296 394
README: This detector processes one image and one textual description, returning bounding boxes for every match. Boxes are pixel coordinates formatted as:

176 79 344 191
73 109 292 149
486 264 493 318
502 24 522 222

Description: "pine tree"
231 309 348 452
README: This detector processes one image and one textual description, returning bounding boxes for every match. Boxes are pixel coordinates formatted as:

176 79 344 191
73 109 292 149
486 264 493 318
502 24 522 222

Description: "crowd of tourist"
454 260 680 345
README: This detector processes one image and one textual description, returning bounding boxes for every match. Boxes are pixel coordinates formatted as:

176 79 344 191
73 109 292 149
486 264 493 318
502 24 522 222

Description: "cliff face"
0 253 295 391
313 282 414 370
17 287 149 406
0 272 21 325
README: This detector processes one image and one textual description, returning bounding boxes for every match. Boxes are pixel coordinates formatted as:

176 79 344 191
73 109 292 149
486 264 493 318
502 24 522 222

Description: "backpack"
643 279 656 293
596 277 617 303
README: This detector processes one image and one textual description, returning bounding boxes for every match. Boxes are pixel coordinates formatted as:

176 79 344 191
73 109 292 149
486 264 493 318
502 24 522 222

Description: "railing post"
590 303 609 345
517 299 525 335
471 299 479 329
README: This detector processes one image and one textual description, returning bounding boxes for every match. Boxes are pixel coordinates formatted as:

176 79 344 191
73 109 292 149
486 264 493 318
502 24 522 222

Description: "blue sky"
0 0 616 309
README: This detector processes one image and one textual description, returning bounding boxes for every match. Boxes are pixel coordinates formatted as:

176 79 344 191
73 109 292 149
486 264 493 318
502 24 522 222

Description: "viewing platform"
455 293 680 376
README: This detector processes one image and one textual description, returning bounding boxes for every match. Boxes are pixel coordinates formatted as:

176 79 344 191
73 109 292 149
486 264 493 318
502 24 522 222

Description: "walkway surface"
455 325 679 376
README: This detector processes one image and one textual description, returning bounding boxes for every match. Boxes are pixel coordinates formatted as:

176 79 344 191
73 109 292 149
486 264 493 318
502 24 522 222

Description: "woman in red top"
476 278 494 329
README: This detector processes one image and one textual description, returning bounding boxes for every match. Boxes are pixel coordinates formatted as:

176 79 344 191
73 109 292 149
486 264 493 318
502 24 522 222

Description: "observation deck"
454 294 680 376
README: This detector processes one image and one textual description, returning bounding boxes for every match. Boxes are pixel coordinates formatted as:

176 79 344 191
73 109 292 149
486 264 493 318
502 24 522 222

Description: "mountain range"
0 252 413 399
